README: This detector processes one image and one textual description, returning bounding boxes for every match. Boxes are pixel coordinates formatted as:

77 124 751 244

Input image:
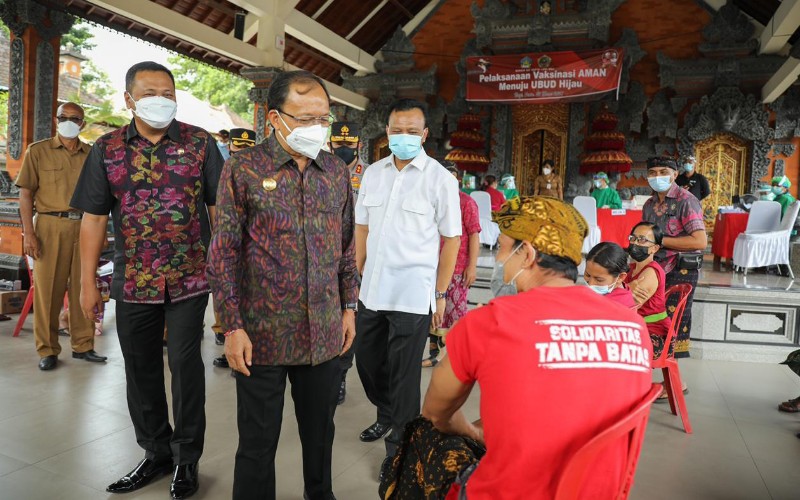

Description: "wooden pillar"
240 67 282 144
0 0 73 285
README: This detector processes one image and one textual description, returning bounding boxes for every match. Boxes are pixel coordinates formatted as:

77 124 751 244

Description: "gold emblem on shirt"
262 178 277 191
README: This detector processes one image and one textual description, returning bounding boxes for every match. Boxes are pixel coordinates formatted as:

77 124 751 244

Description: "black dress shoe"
38 355 57 371
337 376 346 406
212 355 229 368
214 333 225 345
359 422 391 442
72 350 107 363
303 490 337 500
170 463 199 499
106 457 172 493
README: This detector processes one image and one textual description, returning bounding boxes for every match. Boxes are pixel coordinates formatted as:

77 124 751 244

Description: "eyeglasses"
56 116 83 124
278 110 332 127
628 235 656 245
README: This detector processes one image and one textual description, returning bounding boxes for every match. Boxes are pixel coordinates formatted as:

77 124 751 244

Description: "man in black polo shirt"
675 155 711 201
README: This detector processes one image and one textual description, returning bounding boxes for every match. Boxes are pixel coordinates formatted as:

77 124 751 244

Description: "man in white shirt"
354 99 462 477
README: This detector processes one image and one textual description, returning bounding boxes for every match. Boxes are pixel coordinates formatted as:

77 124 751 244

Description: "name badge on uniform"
355 165 363 174
546 183 551 189
262 178 277 191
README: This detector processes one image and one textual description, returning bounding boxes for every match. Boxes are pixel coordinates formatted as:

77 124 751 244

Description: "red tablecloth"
711 212 749 259
596 208 643 247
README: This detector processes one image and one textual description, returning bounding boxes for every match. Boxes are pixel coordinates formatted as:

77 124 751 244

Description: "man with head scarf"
590 171 622 209
382 196 653 498
641 156 706 361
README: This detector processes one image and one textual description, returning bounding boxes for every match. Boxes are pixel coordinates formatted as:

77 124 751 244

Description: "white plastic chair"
573 196 601 254
742 201 782 233
732 200 799 278
470 191 500 249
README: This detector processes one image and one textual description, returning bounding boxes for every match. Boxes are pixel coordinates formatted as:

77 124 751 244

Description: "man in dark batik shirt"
72 61 222 500
207 70 359 500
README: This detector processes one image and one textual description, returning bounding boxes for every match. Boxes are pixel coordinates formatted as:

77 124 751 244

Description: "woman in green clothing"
590 171 622 209
771 175 796 219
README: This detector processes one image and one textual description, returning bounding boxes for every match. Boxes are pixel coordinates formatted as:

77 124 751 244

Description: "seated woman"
624 222 672 359
481 174 506 211
584 242 634 308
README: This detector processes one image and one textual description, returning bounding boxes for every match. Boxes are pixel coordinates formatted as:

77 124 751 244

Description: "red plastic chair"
12 256 34 337
555 383 662 500
654 283 693 434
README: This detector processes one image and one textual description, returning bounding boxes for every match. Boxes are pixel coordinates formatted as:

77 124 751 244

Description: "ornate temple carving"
678 86 773 188
770 87 800 140
699 1 757 57
470 0 624 51
617 81 646 133
613 28 646 94
774 159 786 177
772 143 797 158
646 90 678 139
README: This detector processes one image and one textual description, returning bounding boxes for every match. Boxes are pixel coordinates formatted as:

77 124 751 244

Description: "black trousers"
233 358 340 500
355 301 431 456
115 293 208 465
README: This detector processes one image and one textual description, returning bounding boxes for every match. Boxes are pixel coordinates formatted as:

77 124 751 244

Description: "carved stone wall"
490 105 511 173
566 102 585 186
770 87 800 140
7 38 24 160
33 41 55 141
678 86 773 189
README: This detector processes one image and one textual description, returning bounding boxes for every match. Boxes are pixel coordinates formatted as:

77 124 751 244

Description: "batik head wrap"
492 196 588 266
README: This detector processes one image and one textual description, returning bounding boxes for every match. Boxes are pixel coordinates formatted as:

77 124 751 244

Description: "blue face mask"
388 134 423 160
648 175 672 193
593 180 604 189
490 243 527 297
772 186 786 196
588 278 618 296
683 163 694 172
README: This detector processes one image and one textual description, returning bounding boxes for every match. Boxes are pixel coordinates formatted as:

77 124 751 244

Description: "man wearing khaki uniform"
16 102 107 370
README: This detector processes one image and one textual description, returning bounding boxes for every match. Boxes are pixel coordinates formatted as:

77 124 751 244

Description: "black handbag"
677 252 703 270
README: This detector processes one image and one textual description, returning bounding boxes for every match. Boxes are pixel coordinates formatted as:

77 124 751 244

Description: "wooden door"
694 133 750 233
511 103 569 195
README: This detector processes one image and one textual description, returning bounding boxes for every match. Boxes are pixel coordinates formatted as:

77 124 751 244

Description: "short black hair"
218 129 229 137
631 221 663 246
587 242 629 277
542 159 554 168
267 70 330 113
515 239 578 282
387 98 428 127
125 61 175 93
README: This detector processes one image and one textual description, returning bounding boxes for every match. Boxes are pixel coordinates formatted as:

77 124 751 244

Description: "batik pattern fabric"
442 274 469 329
207 134 359 366
665 267 699 358
642 184 705 274
71 120 221 304
379 416 485 500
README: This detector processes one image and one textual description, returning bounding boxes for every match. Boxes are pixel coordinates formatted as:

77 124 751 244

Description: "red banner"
466 49 624 104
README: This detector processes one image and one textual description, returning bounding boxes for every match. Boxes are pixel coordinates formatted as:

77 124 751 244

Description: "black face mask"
627 244 651 262
333 147 357 165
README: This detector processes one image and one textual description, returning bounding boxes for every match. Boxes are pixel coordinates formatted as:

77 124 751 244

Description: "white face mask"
57 120 81 139
542 168 552 176
128 93 177 130
277 113 328 159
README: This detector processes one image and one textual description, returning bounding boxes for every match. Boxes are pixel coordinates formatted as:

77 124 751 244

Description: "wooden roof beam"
762 55 800 103
285 10 377 72
759 0 800 54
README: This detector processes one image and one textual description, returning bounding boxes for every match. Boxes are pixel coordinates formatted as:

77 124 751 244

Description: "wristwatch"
435 290 447 300
343 302 358 311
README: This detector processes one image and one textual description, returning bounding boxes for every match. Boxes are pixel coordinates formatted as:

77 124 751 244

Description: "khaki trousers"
33 214 93 357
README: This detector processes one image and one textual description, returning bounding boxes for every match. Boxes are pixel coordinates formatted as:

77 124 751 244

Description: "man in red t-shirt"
421 196 653 499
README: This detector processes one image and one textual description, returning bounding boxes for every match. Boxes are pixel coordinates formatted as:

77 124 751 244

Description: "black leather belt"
41 211 83 220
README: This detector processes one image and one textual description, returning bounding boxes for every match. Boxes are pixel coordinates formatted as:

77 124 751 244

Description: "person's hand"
23 233 41 260
629 278 649 304
80 281 102 323
341 309 356 355
225 329 253 376
602 205 610 209
431 297 446 330
462 265 477 288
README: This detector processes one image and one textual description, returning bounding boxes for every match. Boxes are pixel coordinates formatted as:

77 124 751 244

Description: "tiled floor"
1 294 800 499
